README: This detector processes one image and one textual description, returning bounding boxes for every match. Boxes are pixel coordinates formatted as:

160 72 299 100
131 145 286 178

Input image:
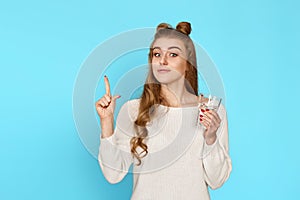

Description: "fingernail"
200 93 203 96
200 115 203 118
201 109 205 112
200 118 203 121
104 75 107 78
205 108 210 111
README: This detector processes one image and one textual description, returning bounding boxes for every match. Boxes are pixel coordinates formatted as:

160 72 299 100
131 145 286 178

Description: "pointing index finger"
104 76 111 96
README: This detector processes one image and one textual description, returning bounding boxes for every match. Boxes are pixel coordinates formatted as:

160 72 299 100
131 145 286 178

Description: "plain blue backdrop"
1 0 299 199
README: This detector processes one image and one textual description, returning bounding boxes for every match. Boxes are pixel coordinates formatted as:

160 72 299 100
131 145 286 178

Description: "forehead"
152 38 185 51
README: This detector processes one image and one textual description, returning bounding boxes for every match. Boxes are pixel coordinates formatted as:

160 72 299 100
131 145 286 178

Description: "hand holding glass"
198 95 222 128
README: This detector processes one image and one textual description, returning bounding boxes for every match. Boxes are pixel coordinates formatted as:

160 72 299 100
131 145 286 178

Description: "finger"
99 97 110 107
199 114 211 127
199 107 209 114
198 94 203 103
96 101 106 108
95 102 100 107
104 94 111 103
112 95 121 101
207 116 221 130
201 115 211 125
202 111 213 121
200 119 209 129
203 110 221 124
198 96 208 104
207 110 221 123
102 98 110 106
101 102 107 107
202 114 219 129
209 118 217 128
104 76 111 96
95 99 103 106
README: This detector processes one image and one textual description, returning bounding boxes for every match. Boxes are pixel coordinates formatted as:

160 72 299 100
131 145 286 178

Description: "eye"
153 53 160 57
170 53 178 57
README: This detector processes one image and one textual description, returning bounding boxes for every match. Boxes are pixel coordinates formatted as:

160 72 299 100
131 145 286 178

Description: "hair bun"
156 23 172 32
176 22 191 35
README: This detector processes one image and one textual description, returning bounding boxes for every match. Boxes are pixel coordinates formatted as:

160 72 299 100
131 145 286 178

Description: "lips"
157 69 171 73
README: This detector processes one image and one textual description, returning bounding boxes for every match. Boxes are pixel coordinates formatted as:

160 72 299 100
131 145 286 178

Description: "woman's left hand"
199 107 222 145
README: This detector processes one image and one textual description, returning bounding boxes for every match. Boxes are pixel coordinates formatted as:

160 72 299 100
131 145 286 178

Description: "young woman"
95 22 232 200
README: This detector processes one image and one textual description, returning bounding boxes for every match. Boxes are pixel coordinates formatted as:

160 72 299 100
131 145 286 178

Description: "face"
151 38 188 85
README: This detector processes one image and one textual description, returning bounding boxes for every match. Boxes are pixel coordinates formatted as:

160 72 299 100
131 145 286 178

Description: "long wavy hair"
130 22 199 165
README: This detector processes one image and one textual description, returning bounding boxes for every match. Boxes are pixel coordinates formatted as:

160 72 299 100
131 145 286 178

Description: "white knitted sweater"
98 98 232 200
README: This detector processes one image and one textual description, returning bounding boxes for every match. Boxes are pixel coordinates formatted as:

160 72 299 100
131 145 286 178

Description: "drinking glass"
198 94 222 128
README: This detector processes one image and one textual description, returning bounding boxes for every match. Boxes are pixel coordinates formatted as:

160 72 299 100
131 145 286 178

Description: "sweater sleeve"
98 100 137 184
202 103 232 190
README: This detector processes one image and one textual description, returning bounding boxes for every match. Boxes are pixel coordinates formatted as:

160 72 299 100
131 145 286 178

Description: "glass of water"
198 94 222 128
204 95 222 111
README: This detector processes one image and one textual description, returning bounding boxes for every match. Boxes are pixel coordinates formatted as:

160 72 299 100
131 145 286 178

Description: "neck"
160 76 189 106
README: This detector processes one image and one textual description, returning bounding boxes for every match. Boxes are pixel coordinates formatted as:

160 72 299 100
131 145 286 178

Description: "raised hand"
95 76 121 120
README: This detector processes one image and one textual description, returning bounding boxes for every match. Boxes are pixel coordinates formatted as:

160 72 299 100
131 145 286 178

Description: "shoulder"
122 98 141 111
118 98 141 121
127 98 141 106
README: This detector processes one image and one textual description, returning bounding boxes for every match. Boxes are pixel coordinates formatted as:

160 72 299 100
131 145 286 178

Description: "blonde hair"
130 22 199 165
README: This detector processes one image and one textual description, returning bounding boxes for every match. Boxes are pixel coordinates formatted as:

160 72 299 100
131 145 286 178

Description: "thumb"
198 93 203 102
111 95 121 101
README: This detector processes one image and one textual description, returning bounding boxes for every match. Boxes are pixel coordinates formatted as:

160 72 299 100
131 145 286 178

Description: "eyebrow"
152 46 182 51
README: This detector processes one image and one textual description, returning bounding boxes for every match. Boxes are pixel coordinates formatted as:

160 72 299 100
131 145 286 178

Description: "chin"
154 77 183 86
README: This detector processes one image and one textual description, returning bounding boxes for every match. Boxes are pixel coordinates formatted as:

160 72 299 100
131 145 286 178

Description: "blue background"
1 0 299 199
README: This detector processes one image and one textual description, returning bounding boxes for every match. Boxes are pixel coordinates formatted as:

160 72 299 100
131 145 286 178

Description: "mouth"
157 69 171 73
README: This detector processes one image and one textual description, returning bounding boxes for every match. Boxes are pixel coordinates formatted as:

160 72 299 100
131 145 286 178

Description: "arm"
95 76 135 184
202 104 232 189
98 101 135 184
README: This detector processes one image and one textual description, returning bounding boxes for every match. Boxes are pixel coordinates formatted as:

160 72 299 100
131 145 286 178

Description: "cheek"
151 64 159 78
172 60 187 73
151 56 159 63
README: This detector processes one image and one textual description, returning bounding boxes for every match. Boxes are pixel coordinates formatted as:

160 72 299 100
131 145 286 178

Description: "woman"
95 22 232 200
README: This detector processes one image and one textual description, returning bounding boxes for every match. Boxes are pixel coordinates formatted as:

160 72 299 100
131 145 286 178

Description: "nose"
159 53 168 65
